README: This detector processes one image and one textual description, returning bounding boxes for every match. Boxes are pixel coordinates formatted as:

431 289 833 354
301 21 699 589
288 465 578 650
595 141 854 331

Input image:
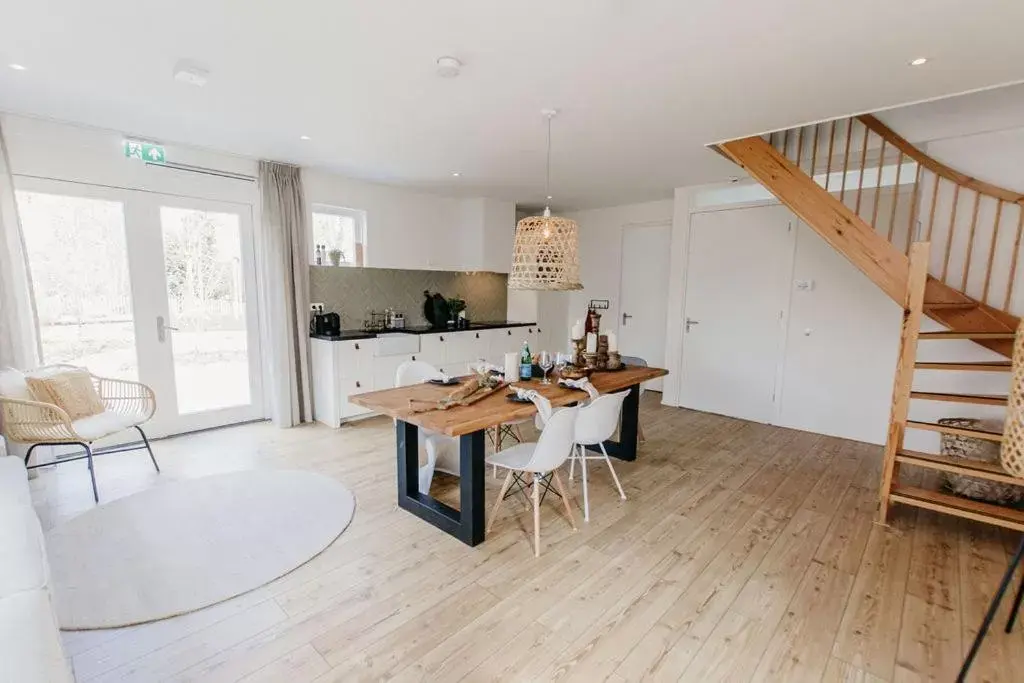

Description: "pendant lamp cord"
544 113 553 215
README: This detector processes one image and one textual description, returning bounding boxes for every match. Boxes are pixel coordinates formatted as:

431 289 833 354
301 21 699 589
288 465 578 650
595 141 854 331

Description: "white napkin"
559 377 600 400
514 387 552 424
471 360 504 375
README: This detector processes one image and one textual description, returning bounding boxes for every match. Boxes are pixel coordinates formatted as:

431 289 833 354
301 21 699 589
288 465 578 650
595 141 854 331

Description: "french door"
15 178 264 438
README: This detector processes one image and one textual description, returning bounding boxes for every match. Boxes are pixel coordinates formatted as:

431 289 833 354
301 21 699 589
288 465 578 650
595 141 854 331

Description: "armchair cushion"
71 410 142 441
0 368 32 401
26 369 104 421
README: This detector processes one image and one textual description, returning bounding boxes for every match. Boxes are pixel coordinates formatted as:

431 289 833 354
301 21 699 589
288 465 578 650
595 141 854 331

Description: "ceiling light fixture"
508 109 583 291
436 56 462 78
173 59 209 87
299 135 311 141
909 57 928 66
451 172 461 177
8 63 26 71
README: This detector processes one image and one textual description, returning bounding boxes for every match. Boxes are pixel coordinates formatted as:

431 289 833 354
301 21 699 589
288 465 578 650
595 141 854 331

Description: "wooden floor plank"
832 525 914 681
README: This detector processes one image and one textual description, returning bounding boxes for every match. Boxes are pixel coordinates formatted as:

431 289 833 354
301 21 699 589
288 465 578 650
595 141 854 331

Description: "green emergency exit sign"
123 140 166 163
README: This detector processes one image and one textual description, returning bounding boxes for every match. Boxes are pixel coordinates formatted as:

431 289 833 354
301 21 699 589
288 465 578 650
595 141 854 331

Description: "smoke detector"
173 60 209 87
436 56 462 78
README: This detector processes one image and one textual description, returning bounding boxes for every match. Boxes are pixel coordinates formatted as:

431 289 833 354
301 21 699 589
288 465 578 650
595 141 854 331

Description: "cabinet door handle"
354 343 360 350
507 330 512 336
440 336 445 342
475 333 480 339
355 381 361 388
529 328 534 334
412 355 416 361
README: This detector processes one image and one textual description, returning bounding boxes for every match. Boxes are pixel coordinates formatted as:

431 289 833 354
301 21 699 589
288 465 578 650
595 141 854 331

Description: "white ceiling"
3 0 1024 210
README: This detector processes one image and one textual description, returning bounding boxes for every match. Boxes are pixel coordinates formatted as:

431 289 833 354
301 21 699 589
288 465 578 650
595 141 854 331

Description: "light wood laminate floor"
28 396 1021 682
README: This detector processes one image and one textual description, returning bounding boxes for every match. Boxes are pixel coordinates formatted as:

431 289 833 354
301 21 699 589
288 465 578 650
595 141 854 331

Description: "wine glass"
554 352 569 380
539 351 554 384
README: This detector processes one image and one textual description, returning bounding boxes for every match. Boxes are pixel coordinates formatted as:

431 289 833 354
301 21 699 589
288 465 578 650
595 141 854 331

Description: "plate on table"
506 393 533 404
427 377 460 386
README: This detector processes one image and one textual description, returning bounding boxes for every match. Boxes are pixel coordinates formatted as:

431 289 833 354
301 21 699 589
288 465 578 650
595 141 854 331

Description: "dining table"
348 364 669 546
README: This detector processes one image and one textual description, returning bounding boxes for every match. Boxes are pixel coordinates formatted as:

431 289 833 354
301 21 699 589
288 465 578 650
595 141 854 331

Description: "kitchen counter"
310 321 536 340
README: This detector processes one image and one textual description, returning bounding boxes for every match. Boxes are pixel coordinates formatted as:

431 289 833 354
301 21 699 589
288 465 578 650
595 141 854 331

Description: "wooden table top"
348 365 669 437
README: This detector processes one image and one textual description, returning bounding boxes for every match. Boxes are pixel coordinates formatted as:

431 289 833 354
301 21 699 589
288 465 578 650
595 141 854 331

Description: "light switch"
795 279 815 291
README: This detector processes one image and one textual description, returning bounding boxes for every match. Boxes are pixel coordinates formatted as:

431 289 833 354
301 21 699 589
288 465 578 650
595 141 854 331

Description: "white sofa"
0 456 74 683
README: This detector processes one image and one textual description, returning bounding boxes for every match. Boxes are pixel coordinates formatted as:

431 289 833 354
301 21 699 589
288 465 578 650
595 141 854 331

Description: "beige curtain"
0 118 40 458
257 161 312 426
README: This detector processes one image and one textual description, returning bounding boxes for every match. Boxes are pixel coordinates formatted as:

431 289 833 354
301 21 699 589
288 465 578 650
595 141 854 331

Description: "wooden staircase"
715 114 1024 531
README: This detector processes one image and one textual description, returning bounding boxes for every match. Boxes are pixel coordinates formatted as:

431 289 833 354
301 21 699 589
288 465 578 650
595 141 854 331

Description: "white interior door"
679 205 795 424
618 221 672 391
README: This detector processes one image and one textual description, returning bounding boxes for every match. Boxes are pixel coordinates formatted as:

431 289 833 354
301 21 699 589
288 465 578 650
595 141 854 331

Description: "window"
16 190 139 380
311 205 365 266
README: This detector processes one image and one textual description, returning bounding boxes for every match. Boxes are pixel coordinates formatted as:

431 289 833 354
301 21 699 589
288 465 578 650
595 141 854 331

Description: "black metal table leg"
958 534 1024 682
395 420 486 547
585 382 640 461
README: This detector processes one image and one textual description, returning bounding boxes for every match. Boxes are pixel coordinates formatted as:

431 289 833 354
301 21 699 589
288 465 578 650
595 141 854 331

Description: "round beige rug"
45 469 355 630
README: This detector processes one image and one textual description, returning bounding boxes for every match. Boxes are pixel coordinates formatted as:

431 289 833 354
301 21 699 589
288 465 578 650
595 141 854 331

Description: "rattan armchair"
0 366 160 502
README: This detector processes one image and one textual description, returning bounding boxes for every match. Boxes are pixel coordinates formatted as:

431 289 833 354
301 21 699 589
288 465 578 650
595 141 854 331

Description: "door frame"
675 203 796 425
12 176 267 438
617 219 672 392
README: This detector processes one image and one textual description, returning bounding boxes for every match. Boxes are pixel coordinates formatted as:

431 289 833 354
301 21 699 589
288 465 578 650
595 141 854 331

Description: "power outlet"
310 302 325 314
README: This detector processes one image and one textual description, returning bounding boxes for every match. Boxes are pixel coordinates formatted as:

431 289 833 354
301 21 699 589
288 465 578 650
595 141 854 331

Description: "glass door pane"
16 190 139 380
159 206 252 414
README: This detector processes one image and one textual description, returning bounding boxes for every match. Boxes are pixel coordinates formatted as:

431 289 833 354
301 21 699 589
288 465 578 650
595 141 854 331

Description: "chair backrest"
619 356 648 395
524 405 579 472
395 360 442 387
575 389 630 445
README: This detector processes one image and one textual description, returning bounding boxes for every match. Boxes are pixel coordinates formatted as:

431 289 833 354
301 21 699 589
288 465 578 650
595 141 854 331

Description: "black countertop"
310 321 536 342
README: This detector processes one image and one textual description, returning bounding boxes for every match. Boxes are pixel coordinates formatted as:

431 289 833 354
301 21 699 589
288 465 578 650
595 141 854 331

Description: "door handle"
685 317 700 333
156 315 179 343
622 313 633 325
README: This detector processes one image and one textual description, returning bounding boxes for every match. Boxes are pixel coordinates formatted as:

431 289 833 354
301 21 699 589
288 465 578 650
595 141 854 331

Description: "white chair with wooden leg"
568 389 630 522
486 405 579 557
395 360 458 494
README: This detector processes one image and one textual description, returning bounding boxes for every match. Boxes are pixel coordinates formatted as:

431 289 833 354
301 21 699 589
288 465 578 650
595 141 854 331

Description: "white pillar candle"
586 332 597 353
607 331 618 352
571 320 584 340
504 352 519 380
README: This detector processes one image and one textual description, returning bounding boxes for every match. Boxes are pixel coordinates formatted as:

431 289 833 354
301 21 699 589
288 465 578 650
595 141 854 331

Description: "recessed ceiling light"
436 56 462 78
909 57 928 66
9 63 26 71
451 172 461 177
299 135 311 141
546 195 553 200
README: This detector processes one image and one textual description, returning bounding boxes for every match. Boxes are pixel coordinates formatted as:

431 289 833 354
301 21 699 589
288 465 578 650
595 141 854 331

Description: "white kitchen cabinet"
311 338 376 427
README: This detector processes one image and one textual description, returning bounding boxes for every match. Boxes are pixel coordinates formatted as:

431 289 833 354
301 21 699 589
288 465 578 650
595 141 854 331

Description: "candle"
571 319 584 340
586 332 597 353
607 332 617 352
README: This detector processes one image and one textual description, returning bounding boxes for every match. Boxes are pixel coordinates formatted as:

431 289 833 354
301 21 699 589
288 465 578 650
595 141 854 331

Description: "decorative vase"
328 249 343 266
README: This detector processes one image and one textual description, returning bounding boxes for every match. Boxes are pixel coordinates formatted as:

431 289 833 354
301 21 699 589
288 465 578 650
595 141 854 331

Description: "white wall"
6 113 515 275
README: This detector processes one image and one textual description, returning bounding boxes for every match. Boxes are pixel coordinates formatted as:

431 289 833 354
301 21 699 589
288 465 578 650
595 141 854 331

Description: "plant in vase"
328 248 345 266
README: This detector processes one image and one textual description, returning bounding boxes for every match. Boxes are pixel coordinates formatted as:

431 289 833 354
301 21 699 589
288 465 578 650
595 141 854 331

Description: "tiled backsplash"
309 266 509 328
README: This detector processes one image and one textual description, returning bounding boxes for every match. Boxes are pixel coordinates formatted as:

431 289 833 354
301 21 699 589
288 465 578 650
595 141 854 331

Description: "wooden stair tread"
909 391 1008 406
895 450 1022 485
890 485 1024 531
918 331 1015 340
914 361 1011 372
906 420 1003 441
923 301 978 310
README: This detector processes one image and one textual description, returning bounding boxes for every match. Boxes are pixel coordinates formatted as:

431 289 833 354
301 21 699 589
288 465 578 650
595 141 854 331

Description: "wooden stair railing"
718 114 1022 358
717 116 1024 532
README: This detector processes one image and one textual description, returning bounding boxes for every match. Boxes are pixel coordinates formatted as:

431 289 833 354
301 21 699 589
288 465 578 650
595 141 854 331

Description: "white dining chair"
568 389 630 522
395 360 458 494
486 405 579 557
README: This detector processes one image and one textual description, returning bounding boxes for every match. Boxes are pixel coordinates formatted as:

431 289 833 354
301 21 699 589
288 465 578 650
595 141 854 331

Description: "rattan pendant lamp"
508 110 583 291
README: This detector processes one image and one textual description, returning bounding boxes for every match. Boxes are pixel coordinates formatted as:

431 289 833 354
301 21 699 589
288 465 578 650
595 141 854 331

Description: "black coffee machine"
310 311 341 336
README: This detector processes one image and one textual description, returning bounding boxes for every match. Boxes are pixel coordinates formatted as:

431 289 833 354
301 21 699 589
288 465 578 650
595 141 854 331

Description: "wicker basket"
1002 320 1024 478
941 417 1024 505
